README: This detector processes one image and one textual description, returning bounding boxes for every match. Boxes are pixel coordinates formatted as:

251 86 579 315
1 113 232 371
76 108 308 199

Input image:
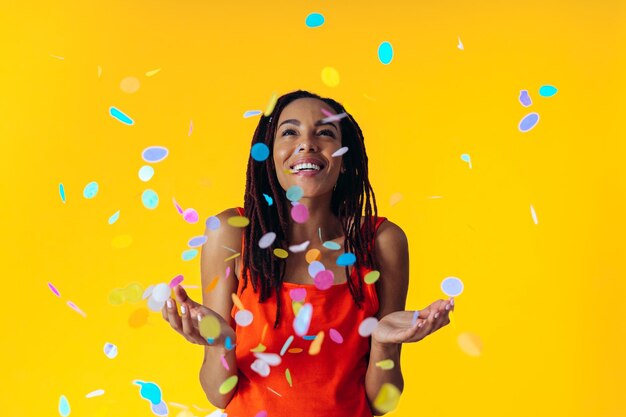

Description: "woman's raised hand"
161 285 235 346
372 298 455 345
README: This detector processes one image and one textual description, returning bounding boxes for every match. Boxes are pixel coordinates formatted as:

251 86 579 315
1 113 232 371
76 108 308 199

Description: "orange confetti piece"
305 249 321 263
261 323 268 343
204 277 219 293
231 293 245 310
308 331 325 355
288 348 303 354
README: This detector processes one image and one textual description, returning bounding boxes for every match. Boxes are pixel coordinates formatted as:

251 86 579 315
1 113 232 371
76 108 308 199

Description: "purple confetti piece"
67 301 87 317
48 282 61 297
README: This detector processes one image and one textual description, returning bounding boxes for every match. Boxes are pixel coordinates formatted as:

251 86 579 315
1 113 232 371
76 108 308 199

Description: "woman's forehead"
278 98 334 121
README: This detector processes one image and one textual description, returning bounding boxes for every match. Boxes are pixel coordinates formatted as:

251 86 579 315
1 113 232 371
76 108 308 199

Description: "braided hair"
241 90 379 328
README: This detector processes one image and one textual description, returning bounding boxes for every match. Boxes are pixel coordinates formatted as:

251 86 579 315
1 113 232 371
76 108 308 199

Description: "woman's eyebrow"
278 118 338 131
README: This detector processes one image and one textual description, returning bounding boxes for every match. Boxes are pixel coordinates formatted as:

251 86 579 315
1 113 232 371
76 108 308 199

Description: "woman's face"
272 98 344 198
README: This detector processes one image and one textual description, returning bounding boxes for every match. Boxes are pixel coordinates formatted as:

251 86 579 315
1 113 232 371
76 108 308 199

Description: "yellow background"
1 0 625 416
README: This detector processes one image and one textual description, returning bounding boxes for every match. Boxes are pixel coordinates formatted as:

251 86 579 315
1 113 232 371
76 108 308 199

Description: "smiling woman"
162 90 455 417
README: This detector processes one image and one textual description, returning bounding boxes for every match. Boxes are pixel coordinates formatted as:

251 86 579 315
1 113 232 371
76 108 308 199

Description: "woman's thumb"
173 285 191 304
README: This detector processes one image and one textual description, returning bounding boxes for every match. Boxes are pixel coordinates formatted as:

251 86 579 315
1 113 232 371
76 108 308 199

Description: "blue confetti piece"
206 216 221 230
108 210 120 225
182 249 198 261
263 193 273 206
336 252 356 267
378 41 394 65
286 185 304 202
83 181 99 199
322 241 341 250
59 183 66 203
251 143 270 161
142 189 159 209
441 276 464 297
188 235 208 247
243 110 262 118
225 336 236 350
134 381 162 405
305 12 325 28
142 146 169 163
302 335 317 340
109 106 134 125
539 85 557 97
519 90 532 107
518 112 540 132
59 395 70 417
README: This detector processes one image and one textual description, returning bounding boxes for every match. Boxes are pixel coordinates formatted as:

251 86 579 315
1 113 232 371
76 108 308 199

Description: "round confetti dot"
519 90 532 107
83 181 99 199
139 165 154 182
332 146 349 157
206 216 221 230
254 352 282 366
293 303 313 336
374 383 401 413
259 232 277 249
120 76 140 93
441 276 464 297
227 216 250 227
313 270 334 290
289 288 307 302
142 285 154 300
337 252 356 267
518 112 540 132
108 288 125 305
182 249 198 261
364 270 381 284
151 283 171 303
273 248 289 258
291 203 309 223
59 395 71 417
358 317 379 337
390 192 403 206
305 12 325 28
188 236 207 247
103 342 118 359
458 332 483 356
219 376 239 394
168 275 184 289
108 210 120 225
124 283 144 303
292 301 302 316
111 234 133 249
147 296 165 312
305 249 321 263
128 308 149 328
322 241 341 250
151 400 168 416
235 309 253 327
321 67 340 87
308 331 325 355
109 106 134 125
142 146 168 163
286 185 304 201
251 143 270 161
199 315 221 339
255 410 269 417
308 260 325 278
378 41 394 65
251 359 270 377
142 189 159 209
539 85 558 97
183 208 199 223
375 359 395 370
329 328 343 344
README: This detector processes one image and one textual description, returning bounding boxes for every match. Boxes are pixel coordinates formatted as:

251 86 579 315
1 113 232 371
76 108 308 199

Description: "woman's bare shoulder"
374 218 408 250
204 207 244 247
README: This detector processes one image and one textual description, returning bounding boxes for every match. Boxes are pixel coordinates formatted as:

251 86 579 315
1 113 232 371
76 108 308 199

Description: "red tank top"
224 208 387 417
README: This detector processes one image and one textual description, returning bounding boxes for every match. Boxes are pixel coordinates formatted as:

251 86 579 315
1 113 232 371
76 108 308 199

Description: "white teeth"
291 163 321 172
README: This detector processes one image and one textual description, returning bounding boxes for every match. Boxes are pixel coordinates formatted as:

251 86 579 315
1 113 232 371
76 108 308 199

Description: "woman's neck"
286 196 343 243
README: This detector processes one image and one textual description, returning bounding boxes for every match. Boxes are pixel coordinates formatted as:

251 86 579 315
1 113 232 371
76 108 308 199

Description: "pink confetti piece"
172 197 184 215
183 208 199 223
67 301 87 317
329 328 344 344
411 310 420 326
290 203 309 223
289 288 307 302
48 282 61 297
169 274 184 288
225 266 231 279
188 120 193 136
320 108 333 117
320 112 347 124
220 354 229 370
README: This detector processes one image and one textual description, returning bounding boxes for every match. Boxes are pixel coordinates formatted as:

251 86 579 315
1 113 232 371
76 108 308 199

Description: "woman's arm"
198 208 242 409
364 220 410 415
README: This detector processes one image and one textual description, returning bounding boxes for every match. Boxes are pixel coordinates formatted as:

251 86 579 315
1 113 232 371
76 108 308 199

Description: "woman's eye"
318 129 335 137
282 129 297 136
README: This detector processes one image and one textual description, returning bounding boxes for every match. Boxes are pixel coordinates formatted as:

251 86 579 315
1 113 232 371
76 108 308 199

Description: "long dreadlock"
240 90 379 328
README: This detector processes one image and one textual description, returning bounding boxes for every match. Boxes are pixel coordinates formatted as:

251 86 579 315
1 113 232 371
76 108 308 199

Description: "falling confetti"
530 204 539 224
336 252 356 267
461 154 472 169
142 146 169 163
322 241 341 250
145 68 161 77
251 143 270 161
231 293 245 310
308 331 325 355
188 236 207 247
86 389 105 398
264 92 278 116
293 303 313 336
220 354 229 370
518 112 540 132
244 110 262 118
291 203 309 223
286 185 304 201
441 276 464 297
539 85 558 97
108 210 120 225
273 248 289 258
109 106 134 125
103 342 118 359
313 270 334 290
320 112 347 124
358 317 379 337
83 181 98 199
59 395 71 417
235 310 254 326
458 332 483 356
199 315 221 339
142 190 159 209
172 198 184 214
218 376 238 394
48 282 61 297
59 183 66 203
389 192 403 206
169 275 184 288
519 90 532 107
331 146 349 157
457 36 464 50
139 165 154 182
120 76 140 93
251 358 271 377
206 216 221 230
289 240 310 253
375 359 395 370
305 12 325 28
259 232 277 249
188 120 193 136
364 270 380 284
321 67 340 87
329 328 343 344
305 249 321 263
285 369 293 387
263 193 273 206
183 208 199 223
289 288 306 302
280 335 295 356
308 260 325 278
67 301 87 317
373 383 401 413
377 41 394 65
227 216 250 227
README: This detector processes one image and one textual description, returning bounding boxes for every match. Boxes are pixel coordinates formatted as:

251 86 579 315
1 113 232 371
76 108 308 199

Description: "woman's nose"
296 141 319 153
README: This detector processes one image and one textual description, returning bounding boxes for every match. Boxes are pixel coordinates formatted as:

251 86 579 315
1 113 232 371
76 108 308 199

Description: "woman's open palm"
372 298 454 345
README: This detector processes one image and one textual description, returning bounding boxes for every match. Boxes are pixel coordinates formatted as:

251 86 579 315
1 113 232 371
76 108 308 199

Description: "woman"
162 90 454 417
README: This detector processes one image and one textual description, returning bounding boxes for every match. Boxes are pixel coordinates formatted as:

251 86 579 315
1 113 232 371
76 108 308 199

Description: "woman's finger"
166 297 183 333
180 303 204 343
